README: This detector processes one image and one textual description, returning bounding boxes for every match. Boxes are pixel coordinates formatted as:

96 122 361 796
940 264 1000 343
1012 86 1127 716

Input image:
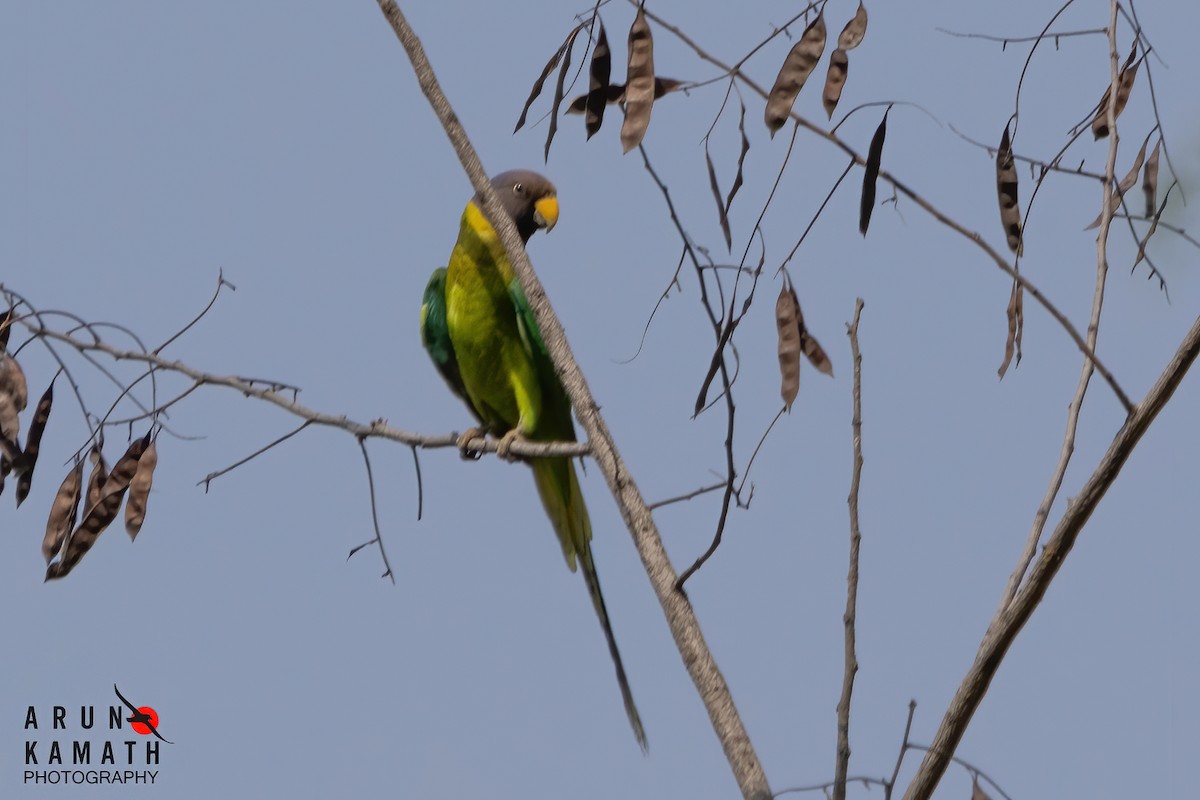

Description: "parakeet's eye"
513 182 524 195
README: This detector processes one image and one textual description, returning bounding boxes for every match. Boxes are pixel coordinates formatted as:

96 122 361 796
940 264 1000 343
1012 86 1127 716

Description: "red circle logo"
130 707 160 736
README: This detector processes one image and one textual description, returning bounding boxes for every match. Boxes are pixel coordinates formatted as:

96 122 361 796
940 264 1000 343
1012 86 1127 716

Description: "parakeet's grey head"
481 170 559 243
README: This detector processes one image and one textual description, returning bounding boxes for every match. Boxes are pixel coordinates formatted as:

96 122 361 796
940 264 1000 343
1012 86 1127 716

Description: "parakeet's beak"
533 195 559 232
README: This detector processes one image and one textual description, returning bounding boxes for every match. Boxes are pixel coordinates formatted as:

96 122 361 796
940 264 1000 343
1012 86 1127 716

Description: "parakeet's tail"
531 456 648 752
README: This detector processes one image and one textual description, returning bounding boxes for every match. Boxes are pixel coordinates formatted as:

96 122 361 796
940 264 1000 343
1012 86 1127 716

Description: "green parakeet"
420 170 646 749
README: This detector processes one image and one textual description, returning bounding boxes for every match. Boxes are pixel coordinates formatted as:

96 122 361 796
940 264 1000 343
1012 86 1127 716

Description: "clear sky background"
2 1 1198 798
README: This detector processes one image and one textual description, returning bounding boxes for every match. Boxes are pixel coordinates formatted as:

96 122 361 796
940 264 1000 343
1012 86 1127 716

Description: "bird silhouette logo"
113 684 173 744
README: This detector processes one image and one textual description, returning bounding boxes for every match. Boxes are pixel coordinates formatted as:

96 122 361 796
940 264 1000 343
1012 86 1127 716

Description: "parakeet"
420 170 646 749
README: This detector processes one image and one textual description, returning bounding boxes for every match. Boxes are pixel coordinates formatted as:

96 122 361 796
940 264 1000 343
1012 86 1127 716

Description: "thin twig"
199 421 314 491
410 445 424 521
774 776 889 797
347 436 396 583
154 270 236 354
884 700 917 800
937 25 1106 45
947 123 1107 181
834 299 865 800
647 480 726 511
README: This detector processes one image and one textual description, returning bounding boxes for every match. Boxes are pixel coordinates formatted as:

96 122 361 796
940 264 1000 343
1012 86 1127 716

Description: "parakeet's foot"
495 427 529 462
456 427 487 461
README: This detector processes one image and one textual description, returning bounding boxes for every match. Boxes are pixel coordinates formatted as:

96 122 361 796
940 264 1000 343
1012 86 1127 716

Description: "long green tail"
531 456 647 751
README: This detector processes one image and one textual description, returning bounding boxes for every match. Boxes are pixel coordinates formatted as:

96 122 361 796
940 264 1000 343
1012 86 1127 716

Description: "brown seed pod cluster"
776 280 833 411
520 6 677 158
46 432 156 581
0 311 162 578
822 2 869 118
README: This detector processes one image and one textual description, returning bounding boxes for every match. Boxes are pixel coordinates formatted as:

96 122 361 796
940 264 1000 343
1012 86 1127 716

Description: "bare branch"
834 298 865 800
647 480 726 511
903 317 1200 797
200 421 314 491
153 270 236 355
348 436 396 583
937 25 1106 45
884 700 917 800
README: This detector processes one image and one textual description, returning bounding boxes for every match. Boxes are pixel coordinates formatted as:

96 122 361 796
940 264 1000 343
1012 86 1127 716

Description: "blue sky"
2 1 1198 798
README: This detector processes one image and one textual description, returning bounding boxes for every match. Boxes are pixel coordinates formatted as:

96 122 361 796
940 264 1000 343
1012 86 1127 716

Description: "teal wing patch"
422 267 482 423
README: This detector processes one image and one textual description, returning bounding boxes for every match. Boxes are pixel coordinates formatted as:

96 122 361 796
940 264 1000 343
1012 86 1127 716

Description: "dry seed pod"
47 434 148 581
99 433 149 503
838 2 868 50
1133 209 1160 269
0 354 25 407
585 22 611 139
995 122 1023 255
705 146 732 251
0 392 18 461
15 381 53 507
125 439 158 540
567 77 682 114
569 83 624 113
1091 45 1139 139
544 26 582 162
0 356 28 488
800 330 833 376
620 4 656 153
0 354 27 427
84 443 109 517
794 293 833 376
776 284 802 410
822 48 849 118
514 24 584 133
859 108 889 235
765 13 826 135
998 280 1024 379
1085 136 1147 230
724 100 749 216
1143 138 1161 217
43 460 83 564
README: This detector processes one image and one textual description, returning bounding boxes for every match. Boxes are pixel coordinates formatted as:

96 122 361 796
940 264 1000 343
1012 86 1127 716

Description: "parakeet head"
483 170 558 243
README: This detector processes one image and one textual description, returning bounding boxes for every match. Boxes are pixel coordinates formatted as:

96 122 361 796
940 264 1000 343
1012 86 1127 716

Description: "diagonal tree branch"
374 2 771 797
901 317 1200 797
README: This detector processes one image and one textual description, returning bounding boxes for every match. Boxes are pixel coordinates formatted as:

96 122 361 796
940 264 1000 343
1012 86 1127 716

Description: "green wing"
421 267 481 423
507 280 576 444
